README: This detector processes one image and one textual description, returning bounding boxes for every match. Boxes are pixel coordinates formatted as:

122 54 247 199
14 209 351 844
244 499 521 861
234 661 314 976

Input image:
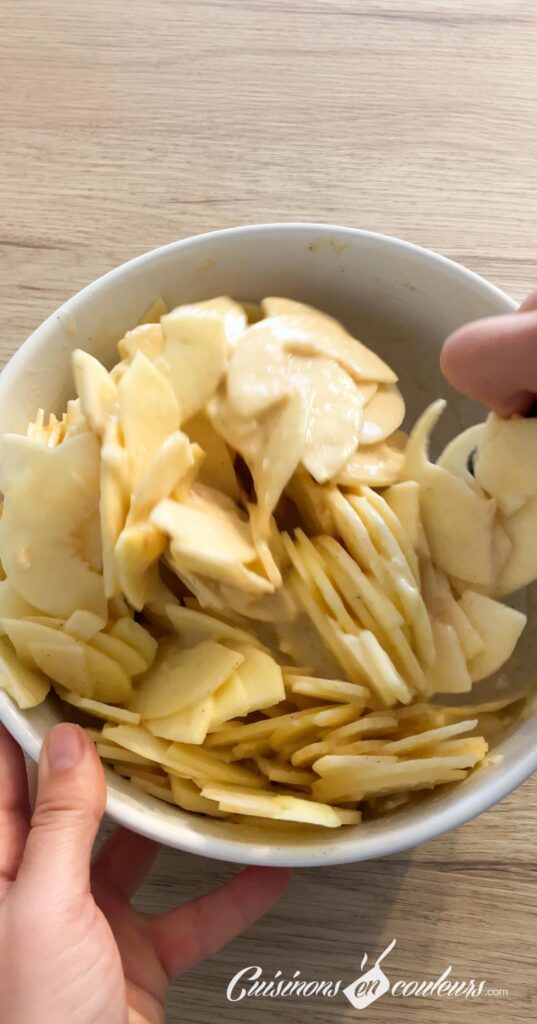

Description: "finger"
17 724 106 904
149 865 292 978
441 308 537 417
0 725 30 892
92 827 159 900
519 289 537 313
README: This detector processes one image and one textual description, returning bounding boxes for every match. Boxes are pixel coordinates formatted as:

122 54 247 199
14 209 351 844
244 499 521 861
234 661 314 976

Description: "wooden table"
3 2 537 1020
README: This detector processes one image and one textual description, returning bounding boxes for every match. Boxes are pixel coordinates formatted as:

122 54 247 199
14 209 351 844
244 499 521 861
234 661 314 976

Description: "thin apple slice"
337 440 404 488
55 687 141 724
117 323 165 362
234 646 285 713
493 496 537 597
0 636 50 708
29 642 91 696
437 423 485 483
138 295 167 325
300 358 365 483
420 561 483 660
200 783 343 827
90 633 148 677
101 724 174 765
158 298 244 421
360 385 405 446
146 695 214 744
100 417 130 599
261 299 397 384
475 413 537 516
152 486 271 594
426 621 472 695
0 580 39 629
107 617 157 667
129 639 244 719
458 590 526 682
63 610 106 642
0 433 106 618
169 775 227 817
72 349 117 437
118 351 180 485
165 604 258 649
403 401 496 587
210 672 250 729
184 413 240 501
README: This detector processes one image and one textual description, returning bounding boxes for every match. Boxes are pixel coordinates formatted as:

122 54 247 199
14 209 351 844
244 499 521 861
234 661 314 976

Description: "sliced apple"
166 742 264 788
55 687 141 724
79 510 103 573
300 358 365 483
226 320 290 417
226 323 370 483
0 580 39 629
184 413 240 501
169 775 227 817
63 398 87 436
260 299 397 384
337 440 404 488
90 632 148 677
72 349 117 437
210 672 250 729
29 641 91 696
234 645 285 713
152 486 272 594
384 481 421 551
200 783 342 827
146 695 214 744
420 561 483 660
129 639 244 719
458 590 526 682
474 413 537 516
0 636 50 708
360 385 405 446
130 431 200 518
101 723 173 765
157 298 243 422
437 423 485 483
63 610 106 642
1 616 132 701
285 471 336 536
137 296 167 326
165 604 257 648
117 323 165 362
84 646 133 703
0 433 106 618
426 621 472 695
115 524 166 610
107 617 157 667
493 496 537 597
402 401 496 586
118 352 180 486
100 417 130 599
361 486 419 583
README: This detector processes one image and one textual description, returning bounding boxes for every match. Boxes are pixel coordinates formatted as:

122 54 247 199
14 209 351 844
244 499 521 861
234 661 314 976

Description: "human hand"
441 289 537 416
0 722 291 1024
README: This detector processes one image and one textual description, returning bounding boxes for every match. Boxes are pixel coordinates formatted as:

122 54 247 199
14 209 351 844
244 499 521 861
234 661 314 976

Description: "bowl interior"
1 223 535 866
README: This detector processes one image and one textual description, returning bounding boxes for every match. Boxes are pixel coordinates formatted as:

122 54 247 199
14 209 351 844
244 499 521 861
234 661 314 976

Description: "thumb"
17 723 106 903
441 306 537 417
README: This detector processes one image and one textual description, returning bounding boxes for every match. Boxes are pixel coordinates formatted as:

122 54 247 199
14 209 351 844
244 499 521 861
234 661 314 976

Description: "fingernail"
47 723 84 772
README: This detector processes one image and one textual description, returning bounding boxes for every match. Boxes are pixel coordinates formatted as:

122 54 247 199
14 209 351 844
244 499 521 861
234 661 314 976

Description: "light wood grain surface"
3 1 537 1021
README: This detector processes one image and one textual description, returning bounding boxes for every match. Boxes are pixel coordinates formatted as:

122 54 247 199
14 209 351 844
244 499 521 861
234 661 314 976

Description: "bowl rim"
1 221 529 868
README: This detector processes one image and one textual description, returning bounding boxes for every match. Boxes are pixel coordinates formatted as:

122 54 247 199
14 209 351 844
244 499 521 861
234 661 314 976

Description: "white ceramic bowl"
1 223 535 867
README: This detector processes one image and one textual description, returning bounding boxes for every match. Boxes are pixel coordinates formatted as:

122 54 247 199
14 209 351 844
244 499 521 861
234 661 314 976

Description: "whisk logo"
342 939 396 1009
